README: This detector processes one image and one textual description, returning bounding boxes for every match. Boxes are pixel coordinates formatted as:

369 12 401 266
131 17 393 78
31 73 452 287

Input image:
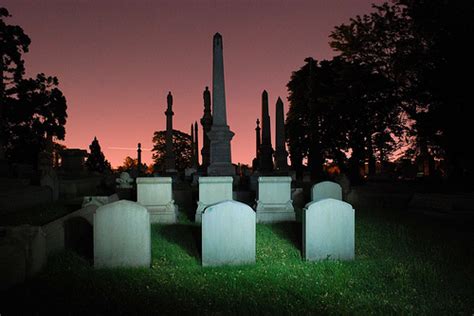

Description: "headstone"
195 176 233 222
202 200 255 267
303 198 355 261
311 181 342 202
116 172 133 189
255 176 295 222
94 200 151 268
82 193 119 208
137 177 177 223
291 188 305 209
207 33 235 176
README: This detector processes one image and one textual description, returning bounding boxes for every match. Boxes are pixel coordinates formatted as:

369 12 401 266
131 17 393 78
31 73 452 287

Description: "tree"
117 156 149 175
1 8 68 167
0 7 31 100
152 129 192 172
329 0 474 179
286 56 402 182
5 74 68 165
85 137 110 173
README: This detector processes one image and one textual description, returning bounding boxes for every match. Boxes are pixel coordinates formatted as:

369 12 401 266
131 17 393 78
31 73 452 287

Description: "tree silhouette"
117 156 148 174
85 137 110 173
1 8 68 167
330 0 474 179
152 129 192 172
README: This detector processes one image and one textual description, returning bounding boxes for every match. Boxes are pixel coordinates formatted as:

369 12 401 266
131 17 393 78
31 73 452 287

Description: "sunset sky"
4 0 383 167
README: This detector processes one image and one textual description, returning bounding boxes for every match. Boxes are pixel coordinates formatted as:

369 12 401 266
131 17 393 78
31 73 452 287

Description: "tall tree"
152 129 192 172
85 137 110 173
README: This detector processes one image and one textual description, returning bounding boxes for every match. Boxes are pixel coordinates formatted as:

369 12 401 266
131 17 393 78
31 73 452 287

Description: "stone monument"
164 91 176 173
274 97 289 172
137 143 142 176
303 198 355 261
252 118 261 171
200 86 212 172
259 90 274 173
207 33 235 176
137 177 177 223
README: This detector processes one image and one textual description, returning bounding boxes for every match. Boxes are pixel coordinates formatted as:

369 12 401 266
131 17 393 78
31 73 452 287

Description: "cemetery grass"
2 207 474 315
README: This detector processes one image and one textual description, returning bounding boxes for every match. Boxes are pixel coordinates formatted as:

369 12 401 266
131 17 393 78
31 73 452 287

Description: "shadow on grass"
158 224 202 261
269 221 302 253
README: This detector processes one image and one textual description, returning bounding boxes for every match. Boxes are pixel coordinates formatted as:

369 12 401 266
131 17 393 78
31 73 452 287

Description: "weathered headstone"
195 176 233 222
256 176 295 222
303 198 355 261
94 200 150 268
116 172 133 189
202 200 255 266
137 177 177 223
82 193 119 208
311 181 342 202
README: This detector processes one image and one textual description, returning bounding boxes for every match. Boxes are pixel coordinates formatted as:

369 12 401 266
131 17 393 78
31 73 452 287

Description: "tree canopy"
1 7 68 167
152 129 192 173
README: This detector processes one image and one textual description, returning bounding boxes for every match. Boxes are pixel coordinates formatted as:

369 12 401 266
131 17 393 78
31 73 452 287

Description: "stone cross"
164 91 176 172
274 97 289 171
259 90 274 173
200 86 212 171
207 33 235 176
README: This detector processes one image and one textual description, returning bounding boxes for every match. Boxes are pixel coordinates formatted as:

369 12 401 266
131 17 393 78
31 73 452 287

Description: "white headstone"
116 172 133 189
202 200 255 267
303 198 355 261
137 177 177 223
195 176 233 223
256 176 295 223
94 200 150 268
311 181 342 202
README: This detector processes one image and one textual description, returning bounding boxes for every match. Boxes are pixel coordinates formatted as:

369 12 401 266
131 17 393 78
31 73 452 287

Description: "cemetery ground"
1 203 473 314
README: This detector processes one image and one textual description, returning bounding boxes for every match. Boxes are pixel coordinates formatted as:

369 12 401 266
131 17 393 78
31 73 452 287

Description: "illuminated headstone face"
311 181 342 202
195 176 233 223
255 176 295 223
136 177 177 224
202 200 255 267
303 198 355 261
94 200 150 268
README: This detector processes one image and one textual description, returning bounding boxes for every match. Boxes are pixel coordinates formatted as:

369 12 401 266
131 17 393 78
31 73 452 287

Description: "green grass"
1 207 473 315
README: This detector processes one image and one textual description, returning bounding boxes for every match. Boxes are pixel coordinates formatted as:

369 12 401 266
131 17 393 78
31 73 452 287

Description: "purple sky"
3 0 384 167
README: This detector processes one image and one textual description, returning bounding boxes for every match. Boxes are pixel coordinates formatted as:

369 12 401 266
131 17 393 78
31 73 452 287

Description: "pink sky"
4 0 383 167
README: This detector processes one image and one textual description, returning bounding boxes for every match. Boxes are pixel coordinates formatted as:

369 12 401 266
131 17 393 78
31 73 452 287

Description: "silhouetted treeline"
0 7 67 168
286 0 474 182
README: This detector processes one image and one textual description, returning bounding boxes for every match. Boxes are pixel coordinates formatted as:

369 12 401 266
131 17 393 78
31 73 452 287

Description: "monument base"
148 203 177 224
207 162 235 177
255 200 295 223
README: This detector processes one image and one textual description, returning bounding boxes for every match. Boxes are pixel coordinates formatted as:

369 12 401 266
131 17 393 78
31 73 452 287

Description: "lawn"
1 206 473 314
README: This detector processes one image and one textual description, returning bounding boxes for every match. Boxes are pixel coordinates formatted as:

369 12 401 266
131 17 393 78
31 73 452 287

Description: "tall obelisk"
164 91 176 172
200 86 212 171
207 33 235 176
274 97 289 171
259 90 274 173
